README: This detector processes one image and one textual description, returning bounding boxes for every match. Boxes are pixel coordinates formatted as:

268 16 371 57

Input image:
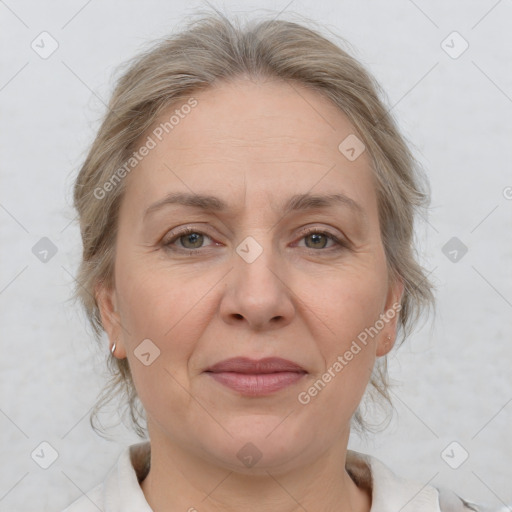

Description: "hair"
72 9 435 439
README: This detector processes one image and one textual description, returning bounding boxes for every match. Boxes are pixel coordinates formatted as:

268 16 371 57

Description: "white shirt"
62 441 482 512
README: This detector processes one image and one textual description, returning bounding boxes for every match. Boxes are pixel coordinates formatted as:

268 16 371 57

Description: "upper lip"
205 357 307 374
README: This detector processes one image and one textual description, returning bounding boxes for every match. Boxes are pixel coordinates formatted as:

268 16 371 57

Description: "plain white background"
0 1 511 511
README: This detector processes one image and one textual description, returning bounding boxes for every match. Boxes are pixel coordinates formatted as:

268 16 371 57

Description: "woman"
63 11 483 512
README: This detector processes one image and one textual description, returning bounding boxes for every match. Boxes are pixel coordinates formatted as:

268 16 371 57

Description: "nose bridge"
220 228 293 329
234 231 281 293
229 190 291 288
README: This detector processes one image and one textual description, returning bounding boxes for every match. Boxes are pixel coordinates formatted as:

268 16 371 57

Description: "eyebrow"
143 191 366 220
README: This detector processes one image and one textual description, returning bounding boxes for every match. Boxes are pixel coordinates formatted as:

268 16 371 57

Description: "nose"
219 236 295 332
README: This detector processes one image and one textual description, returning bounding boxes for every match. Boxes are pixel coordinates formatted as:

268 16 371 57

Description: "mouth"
204 357 307 396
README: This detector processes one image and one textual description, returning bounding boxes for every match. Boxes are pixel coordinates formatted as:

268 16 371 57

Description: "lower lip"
206 371 305 396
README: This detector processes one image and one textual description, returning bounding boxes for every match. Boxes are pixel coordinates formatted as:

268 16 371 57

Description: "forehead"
123 78 378 222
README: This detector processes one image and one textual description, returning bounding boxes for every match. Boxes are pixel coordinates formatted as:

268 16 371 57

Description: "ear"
95 282 126 358
376 276 404 357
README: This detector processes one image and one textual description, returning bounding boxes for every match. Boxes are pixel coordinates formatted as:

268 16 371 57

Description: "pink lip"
205 357 307 396
206 357 306 373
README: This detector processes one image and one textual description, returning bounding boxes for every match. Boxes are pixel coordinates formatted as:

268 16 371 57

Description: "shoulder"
60 483 103 512
346 450 484 512
60 441 152 512
437 486 483 512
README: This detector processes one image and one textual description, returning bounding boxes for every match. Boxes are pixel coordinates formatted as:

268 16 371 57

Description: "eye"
295 227 347 251
162 226 348 255
163 227 215 253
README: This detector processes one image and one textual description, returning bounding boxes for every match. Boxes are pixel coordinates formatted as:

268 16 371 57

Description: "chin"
198 419 315 474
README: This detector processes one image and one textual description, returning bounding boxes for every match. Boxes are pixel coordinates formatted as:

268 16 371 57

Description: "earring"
110 341 117 356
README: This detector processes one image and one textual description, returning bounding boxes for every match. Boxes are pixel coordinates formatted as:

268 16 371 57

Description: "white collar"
67 441 471 511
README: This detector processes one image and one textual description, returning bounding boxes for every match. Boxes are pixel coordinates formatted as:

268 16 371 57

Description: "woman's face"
98 78 402 472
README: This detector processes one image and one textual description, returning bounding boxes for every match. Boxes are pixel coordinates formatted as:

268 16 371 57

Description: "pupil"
184 233 202 248
308 233 325 248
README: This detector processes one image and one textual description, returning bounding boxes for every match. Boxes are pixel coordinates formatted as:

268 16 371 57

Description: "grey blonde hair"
73 11 435 438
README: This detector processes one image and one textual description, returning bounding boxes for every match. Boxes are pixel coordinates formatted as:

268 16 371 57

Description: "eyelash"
162 226 348 255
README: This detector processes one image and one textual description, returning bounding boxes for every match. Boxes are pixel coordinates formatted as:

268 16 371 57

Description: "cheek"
293 257 388 404
115 244 214 333
302 260 389 349
114 266 208 425
114 259 220 383
294 271 385 427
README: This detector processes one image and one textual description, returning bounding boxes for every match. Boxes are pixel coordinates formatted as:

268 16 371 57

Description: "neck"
139 425 371 512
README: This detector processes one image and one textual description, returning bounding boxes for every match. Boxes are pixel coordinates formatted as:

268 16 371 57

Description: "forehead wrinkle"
167 136 322 150
143 191 368 225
